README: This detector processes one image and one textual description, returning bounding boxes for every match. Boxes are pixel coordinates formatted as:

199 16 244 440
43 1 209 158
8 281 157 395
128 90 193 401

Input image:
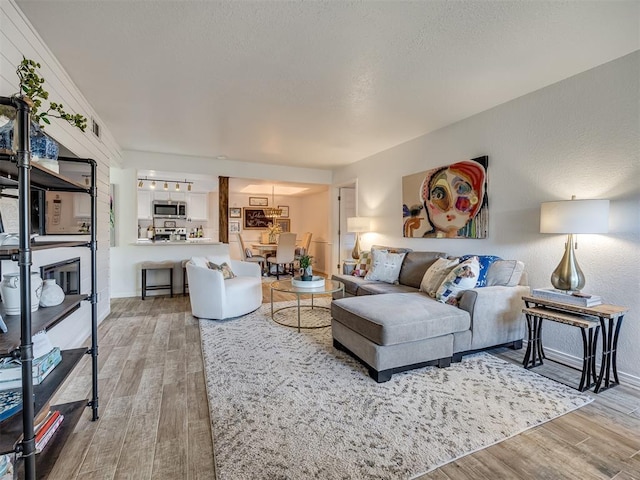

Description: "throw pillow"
485 260 525 287
460 254 501 287
244 248 253 258
419 257 460 297
352 250 372 277
207 261 236 280
436 256 480 306
364 249 407 284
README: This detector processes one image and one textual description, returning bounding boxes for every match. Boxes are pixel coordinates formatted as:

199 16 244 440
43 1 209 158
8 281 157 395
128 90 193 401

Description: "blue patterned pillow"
460 255 501 287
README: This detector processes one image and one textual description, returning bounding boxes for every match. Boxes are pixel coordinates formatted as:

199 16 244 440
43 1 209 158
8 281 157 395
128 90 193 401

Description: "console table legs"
579 325 599 392
523 313 544 369
594 315 624 393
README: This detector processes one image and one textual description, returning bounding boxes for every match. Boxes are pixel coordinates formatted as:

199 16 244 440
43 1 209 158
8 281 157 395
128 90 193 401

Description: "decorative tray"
291 276 325 288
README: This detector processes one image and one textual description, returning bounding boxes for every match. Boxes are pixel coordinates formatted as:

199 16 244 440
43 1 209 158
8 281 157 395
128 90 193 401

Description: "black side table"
523 296 628 393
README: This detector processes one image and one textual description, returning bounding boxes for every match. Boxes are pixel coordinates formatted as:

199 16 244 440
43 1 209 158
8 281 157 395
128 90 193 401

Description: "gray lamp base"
550 234 585 291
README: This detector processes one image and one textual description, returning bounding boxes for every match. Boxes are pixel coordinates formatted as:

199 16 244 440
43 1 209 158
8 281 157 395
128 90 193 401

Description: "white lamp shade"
540 199 609 234
347 217 371 233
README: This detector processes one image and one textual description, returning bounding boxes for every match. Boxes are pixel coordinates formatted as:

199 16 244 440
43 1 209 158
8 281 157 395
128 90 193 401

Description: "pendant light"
263 185 282 218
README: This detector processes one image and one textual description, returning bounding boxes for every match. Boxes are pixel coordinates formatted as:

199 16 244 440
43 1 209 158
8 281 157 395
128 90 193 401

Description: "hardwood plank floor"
48 286 639 480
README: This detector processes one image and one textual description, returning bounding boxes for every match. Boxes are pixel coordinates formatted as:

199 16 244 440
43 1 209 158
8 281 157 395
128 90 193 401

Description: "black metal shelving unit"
0 96 99 480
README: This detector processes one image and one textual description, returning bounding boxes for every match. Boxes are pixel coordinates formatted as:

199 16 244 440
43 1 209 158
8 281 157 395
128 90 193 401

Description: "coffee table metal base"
269 279 344 332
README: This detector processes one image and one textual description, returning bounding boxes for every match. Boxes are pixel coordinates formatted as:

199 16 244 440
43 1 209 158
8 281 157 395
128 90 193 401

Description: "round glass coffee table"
270 279 344 332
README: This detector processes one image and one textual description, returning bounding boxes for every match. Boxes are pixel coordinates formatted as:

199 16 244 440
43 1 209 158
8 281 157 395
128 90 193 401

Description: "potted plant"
299 255 314 281
0 57 87 164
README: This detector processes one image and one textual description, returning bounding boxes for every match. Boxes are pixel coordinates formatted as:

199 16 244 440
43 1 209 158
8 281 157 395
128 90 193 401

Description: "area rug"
199 299 593 480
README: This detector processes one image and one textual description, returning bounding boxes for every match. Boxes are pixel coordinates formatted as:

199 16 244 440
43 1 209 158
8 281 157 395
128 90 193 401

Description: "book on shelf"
35 410 64 453
531 288 603 307
0 389 21 422
0 347 62 391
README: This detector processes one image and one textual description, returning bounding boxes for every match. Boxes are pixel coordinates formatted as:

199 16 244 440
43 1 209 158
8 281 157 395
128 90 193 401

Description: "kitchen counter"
133 238 220 245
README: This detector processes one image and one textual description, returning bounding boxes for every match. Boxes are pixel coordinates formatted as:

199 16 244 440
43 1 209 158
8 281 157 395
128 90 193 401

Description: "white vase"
0 271 43 314
40 279 65 307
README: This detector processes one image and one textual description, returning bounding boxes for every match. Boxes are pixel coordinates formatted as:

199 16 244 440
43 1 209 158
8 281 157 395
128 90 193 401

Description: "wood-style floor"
48 286 640 480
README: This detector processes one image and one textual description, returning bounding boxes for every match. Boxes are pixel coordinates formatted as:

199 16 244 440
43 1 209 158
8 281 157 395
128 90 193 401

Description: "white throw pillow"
436 256 480 305
364 249 407 284
419 257 460 297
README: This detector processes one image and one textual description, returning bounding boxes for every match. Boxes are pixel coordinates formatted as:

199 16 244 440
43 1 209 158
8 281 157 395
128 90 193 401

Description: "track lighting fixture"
137 177 194 191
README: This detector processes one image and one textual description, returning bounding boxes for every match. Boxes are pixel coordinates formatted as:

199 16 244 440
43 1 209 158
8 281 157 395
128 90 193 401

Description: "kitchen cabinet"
153 191 186 202
188 192 208 220
73 192 91 217
138 191 152 219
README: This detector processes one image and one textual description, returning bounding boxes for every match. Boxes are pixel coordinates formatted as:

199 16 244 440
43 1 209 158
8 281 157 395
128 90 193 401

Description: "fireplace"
40 257 80 295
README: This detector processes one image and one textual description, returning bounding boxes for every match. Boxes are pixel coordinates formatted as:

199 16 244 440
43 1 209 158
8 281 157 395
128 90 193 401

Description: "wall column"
219 176 229 243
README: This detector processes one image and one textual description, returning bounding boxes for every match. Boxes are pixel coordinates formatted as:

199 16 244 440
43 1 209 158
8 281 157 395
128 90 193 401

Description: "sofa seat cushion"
331 292 470 346
331 274 376 296
357 282 418 296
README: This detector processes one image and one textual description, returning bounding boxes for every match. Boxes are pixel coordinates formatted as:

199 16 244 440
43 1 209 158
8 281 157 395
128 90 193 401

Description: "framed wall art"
278 205 289 218
275 218 290 233
401 155 488 239
249 197 268 207
229 221 240 233
243 208 270 229
229 207 241 218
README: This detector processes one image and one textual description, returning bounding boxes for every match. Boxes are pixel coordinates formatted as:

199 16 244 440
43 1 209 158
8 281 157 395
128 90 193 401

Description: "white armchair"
186 257 262 320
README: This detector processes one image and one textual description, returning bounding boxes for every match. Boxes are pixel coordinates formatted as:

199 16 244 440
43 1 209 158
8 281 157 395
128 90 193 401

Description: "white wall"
1 1 122 348
333 52 640 385
111 150 332 296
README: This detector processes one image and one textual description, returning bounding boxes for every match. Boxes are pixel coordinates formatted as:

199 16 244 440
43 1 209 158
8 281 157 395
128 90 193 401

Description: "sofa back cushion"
419 257 460 297
398 251 447 288
485 260 525 287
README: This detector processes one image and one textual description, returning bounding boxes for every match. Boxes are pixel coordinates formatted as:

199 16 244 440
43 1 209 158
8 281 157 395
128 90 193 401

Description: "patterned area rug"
199 299 593 480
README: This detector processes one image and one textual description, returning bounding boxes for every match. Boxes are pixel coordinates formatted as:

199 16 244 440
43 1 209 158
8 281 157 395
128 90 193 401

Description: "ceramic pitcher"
0 271 43 314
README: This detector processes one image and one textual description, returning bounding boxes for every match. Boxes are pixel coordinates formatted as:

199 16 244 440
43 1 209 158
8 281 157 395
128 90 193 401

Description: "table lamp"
347 217 371 260
539 196 609 291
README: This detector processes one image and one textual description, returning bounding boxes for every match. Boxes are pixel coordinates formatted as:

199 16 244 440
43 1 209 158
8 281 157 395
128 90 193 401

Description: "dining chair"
266 232 297 279
238 234 265 273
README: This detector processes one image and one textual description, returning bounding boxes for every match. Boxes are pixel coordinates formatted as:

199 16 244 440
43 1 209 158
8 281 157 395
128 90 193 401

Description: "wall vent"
91 118 101 139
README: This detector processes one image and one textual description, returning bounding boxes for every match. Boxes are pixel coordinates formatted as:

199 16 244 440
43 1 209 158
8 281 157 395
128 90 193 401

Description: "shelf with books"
0 348 86 453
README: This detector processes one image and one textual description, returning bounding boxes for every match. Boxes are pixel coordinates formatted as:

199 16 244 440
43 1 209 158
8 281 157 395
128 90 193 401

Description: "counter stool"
182 259 190 296
141 261 174 299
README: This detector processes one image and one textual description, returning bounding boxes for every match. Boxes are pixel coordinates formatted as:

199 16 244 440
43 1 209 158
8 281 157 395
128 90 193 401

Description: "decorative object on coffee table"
540 195 609 291
298 254 313 280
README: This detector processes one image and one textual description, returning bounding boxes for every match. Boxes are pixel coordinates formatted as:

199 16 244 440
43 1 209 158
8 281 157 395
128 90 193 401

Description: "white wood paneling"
1 0 123 348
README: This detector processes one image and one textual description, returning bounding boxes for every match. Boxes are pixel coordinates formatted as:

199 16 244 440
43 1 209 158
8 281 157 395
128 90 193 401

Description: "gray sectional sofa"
331 250 529 382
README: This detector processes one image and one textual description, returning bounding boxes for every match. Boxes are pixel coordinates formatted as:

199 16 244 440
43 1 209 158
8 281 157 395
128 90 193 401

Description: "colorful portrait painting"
402 156 488 239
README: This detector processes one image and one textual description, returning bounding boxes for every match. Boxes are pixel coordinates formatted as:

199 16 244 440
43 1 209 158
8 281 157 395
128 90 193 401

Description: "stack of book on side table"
531 288 603 307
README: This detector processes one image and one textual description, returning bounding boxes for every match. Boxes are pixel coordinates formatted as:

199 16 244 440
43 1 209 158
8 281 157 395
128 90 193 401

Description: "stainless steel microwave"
153 201 187 219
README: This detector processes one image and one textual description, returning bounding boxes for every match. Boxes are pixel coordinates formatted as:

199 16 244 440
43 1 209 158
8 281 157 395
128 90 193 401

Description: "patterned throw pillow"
419 257 460 297
207 261 236 280
460 254 501 287
244 248 253 258
436 256 480 306
364 249 407 284
352 251 372 277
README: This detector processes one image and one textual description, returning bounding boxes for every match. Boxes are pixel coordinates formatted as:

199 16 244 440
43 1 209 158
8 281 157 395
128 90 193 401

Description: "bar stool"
141 261 174 299
182 259 190 296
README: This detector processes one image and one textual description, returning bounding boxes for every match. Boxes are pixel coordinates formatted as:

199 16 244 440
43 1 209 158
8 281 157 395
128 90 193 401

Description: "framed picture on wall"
229 207 241 218
249 197 268 207
278 205 289 218
276 218 290 233
243 208 270 229
229 221 240 233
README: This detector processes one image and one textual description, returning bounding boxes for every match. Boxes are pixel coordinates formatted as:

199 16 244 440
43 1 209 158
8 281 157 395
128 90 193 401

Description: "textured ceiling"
15 1 640 169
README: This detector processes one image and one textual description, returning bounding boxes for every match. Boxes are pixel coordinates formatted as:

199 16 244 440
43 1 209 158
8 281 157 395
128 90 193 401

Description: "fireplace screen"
40 257 80 295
